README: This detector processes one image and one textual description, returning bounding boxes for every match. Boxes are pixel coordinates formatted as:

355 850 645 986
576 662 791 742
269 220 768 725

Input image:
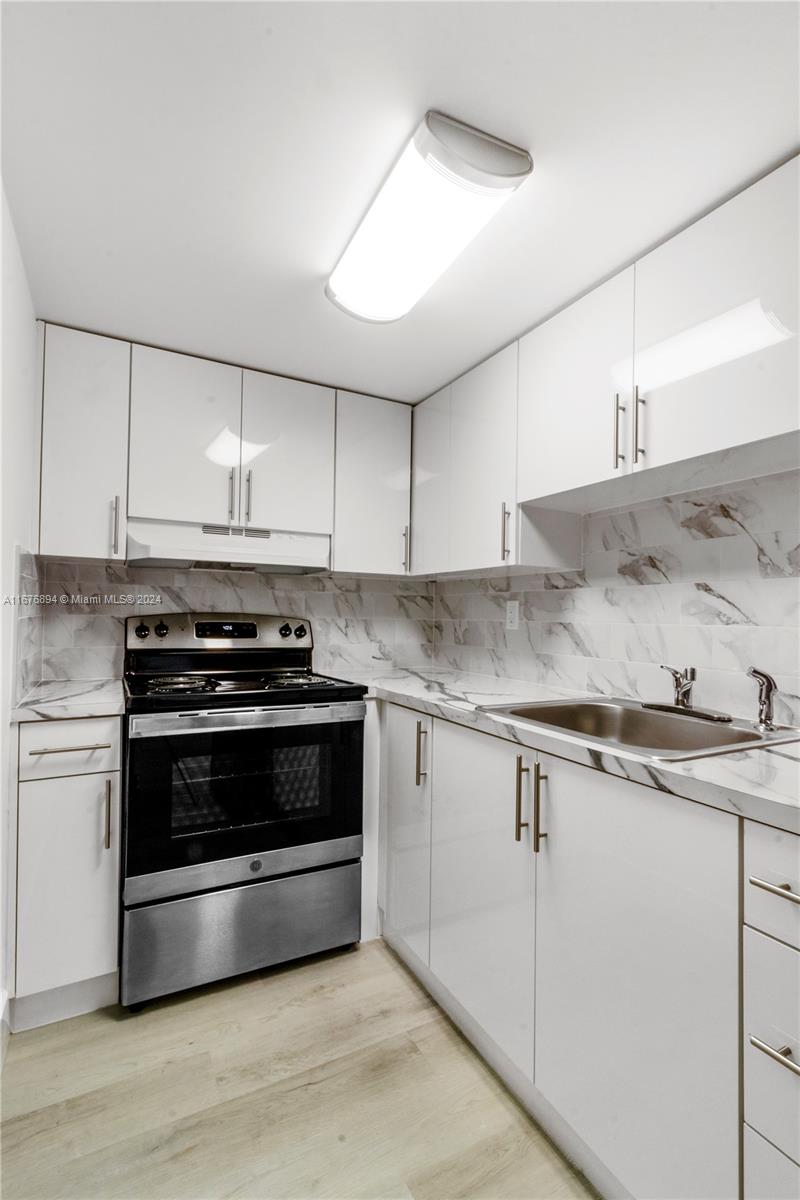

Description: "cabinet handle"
612 393 626 469
104 778 112 850
28 743 112 756
112 495 120 555
633 385 646 465
749 1036 800 1078
227 469 236 521
245 470 253 523
500 503 510 560
414 720 428 786
515 755 530 841
402 526 410 573
533 761 548 853
749 876 800 905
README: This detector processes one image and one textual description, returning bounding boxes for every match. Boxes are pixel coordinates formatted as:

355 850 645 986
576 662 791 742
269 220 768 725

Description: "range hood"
126 520 330 573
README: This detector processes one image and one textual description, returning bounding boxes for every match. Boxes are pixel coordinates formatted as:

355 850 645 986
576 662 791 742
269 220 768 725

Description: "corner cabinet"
333 391 411 574
411 385 450 576
39 325 131 559
382 704 432 964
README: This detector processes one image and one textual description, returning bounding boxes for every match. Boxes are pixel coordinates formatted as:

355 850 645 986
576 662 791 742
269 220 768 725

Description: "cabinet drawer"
744 1125 800 1198
744 927 800 1164
20 717 121 781
745 822 800 950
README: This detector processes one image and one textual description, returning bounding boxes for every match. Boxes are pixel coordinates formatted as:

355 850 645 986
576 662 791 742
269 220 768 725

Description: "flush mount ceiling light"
326 111 533 323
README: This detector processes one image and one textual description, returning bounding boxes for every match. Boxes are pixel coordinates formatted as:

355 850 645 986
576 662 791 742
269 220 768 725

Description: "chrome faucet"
661 665 696 708
748 667 778 730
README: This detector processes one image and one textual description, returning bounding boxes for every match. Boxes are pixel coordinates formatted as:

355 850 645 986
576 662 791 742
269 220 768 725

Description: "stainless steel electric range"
120 612 367 1008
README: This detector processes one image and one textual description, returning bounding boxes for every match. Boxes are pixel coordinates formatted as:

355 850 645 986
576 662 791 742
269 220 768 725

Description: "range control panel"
126 612 313 650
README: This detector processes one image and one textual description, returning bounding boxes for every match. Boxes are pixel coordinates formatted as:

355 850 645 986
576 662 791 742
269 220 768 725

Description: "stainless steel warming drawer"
121 861 361 1006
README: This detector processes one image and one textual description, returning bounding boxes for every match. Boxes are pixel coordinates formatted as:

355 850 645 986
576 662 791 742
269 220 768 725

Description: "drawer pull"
750 1036 800 1078
104 778 112 851
749 876 800 905
28 743 113 756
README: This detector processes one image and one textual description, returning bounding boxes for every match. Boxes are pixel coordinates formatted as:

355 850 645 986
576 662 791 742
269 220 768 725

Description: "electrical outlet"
505 600 519 631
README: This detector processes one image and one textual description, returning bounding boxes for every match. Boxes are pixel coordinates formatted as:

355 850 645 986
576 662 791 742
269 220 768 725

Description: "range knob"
134 622 150 640
294 624 307 639
278 623 292 639
154 621 169 639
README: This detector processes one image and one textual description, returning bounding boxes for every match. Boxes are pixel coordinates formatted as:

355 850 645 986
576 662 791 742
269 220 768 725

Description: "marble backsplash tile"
433 469 800 725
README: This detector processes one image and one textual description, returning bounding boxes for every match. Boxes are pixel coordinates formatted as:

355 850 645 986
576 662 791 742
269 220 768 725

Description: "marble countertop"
350 667 800 835
12 679 125 723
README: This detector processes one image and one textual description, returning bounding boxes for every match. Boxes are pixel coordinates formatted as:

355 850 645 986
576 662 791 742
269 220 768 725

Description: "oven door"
124 702 365 903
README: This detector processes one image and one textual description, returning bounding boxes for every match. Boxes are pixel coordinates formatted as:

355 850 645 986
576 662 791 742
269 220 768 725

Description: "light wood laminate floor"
1 940 594 1200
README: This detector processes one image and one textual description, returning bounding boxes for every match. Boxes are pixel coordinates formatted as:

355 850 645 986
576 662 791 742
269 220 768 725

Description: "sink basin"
481 698 800 762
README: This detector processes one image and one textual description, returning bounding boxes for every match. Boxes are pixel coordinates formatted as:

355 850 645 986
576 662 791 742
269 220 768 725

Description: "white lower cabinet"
16 770 120 996
534 752 739 1199
383 704 432 964
744 1124 800 1200
429 719 535 1078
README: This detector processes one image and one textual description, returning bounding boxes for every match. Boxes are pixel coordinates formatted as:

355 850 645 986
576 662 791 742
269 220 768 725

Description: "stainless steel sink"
481 697 800 762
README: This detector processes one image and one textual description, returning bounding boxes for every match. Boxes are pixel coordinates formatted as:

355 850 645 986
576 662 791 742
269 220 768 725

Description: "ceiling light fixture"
326 111 533 323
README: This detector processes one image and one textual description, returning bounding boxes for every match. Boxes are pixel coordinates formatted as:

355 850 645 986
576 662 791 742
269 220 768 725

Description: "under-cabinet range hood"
126 520 330 573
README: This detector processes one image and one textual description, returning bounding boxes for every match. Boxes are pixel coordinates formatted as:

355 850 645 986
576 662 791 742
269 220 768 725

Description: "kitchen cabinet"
333 391 411 574
39 325 130 558
517 268 635 501
744 1124 800 1200
129 346 243 527
632 156 798 471
429 719 535 1078
16 770 120 996
744 821 800 950
448 344 518 572
411 385 450 575
534 752 739 1200
382 704 432 964
241 370 334 534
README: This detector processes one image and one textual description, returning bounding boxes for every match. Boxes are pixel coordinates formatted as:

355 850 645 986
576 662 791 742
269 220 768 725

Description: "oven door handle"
128 701 367 739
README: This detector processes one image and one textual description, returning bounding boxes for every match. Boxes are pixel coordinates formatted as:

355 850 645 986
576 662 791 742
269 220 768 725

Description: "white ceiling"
2 2 798 403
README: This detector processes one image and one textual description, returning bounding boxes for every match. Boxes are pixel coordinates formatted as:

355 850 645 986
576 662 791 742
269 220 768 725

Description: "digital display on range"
195 621 258 639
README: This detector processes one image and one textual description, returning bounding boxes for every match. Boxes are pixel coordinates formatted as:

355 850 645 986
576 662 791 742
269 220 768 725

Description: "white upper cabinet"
333 391 411 574
129 346 242 526
429 719 535 1079
39 325 131 559
633 157 798 471
241 371 334 534
448 344 518 573
411 385 450 575
517 268 635 501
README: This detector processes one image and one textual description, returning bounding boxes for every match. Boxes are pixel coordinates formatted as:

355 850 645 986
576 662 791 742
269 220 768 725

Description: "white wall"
1 187 39 1044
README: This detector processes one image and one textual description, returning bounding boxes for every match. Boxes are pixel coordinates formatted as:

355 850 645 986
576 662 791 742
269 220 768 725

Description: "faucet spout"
661 665 696 709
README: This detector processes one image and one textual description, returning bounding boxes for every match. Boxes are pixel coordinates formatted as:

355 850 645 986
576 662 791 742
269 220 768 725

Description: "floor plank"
2 940 594 1200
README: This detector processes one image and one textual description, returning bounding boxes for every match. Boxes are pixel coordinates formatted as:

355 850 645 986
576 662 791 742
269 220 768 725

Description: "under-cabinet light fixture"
326 111 533 323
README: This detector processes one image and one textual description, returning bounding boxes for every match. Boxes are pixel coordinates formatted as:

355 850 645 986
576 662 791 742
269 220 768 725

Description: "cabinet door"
517 268 634 501
40 326 130 559
449 345 517 572
633 158 798 471
535 754 739 1200
411 386 450 575
333 392 411 574
383 704 432 964
17 773 120 996
241 371 334 534
129 346 242 526
744 1125 800 1200
429 720 535 1078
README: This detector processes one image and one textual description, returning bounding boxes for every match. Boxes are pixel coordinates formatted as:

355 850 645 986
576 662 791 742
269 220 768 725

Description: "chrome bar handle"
112 495 120 555
104 778 112 850
227 468 235 521
749 876 800 905
245 470 253 523
402 525 410 572
633 385 646 465
749 1036 800 1078
515 755 530 842
533 760 548 853
414 720 428 786
29 743 112 756
500 503 510 560
612 393 626 469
